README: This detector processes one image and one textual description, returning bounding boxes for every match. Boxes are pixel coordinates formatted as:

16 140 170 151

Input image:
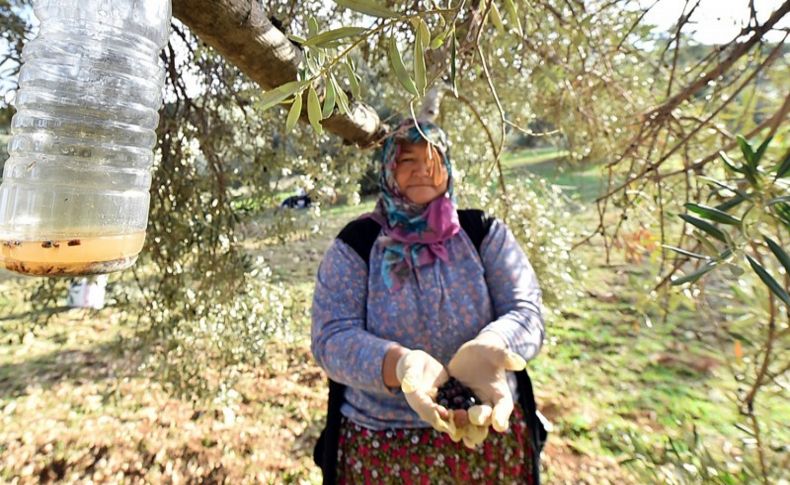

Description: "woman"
311 118 545 484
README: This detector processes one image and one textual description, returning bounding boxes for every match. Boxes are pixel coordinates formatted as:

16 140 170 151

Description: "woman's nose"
414 155 434 176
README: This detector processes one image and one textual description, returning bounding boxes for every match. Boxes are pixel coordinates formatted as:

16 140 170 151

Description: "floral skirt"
337 404 534 485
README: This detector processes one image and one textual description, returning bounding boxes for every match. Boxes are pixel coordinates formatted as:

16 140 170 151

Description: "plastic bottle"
0 0 171 276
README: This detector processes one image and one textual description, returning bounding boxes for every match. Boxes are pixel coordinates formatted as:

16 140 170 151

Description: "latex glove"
395 349 455 434
448 332 527 433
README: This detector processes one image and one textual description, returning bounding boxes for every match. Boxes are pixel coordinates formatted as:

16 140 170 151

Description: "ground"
1 149 783 484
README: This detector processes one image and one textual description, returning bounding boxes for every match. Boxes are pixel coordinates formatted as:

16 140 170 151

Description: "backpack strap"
313 380 346 485
456 208 494 254
337 217 383 266
516 369 547 484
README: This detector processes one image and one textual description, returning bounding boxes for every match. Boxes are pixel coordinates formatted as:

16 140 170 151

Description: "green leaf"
414 20 428 96
737 135 756 168
322 77 336 118
719 151 743 174
753 136 772 166
302 27 368 47
307 85 323 135
418 18 431 45
775 150 790 179
698 176 750 200
767 195 790 206
343 61 361 99
502 0 523 36
719 247 734 260
330 74 350 115
258 80 309 112
450 30 457 96
285 91 303 132
388 37 418 96
332 0 399 18
671 262 717 286
305 51 319 75
738 155 760 186
490 2 506 31
775 203 790 233
287 34 306 45
746 254 790 307
662 245 710 260
308 17 319 37
764 236 790 275
680 214 728 242
684 203 741 225
715 195 747 213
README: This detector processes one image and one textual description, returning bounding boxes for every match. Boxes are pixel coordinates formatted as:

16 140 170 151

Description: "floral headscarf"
371 118 461 289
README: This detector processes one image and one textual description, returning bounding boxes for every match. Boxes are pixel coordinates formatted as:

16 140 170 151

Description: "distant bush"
457 171 581 313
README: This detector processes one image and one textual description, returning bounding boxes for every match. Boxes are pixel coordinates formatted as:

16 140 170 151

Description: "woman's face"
394 140 449 205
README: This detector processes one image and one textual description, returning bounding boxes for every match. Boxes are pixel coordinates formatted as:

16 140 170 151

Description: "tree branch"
172 0 383 146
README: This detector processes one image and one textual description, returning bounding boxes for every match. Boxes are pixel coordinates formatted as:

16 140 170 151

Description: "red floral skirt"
337 404 534 484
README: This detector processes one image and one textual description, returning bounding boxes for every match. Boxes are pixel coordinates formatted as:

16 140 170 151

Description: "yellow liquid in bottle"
1 231 146 276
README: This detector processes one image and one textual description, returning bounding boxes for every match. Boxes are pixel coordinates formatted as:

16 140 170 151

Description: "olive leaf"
322 77 336 118
671 262 718 286
746 255 790 307
763 236 790 275
774 150 790 179
502 0 523 36
258 80 309 112
753 136 772 166
331 74 350 115
684 203 741 225
332 0 398 18
715 195 747 213
697 176 750 200
662 245 710 260
719 151 743 174
414 20 428 96
680 214 727 242
389 37 419 96
737 135 756 168
490 2 506 31
344 60 361 99
307 85 323 135
285 91 303 132
303 27 368 48
450 30 457 96
308 17 319 37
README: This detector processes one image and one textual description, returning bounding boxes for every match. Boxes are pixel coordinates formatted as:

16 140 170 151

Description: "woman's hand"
448 332 526 433
394 349 456 434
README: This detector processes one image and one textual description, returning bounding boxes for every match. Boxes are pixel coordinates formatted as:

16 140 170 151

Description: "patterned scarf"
371 119 460 289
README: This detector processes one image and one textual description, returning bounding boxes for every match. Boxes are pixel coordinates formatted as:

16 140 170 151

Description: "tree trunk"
172 0 383 146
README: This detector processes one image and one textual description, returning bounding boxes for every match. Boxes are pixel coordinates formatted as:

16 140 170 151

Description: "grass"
0 147 785 483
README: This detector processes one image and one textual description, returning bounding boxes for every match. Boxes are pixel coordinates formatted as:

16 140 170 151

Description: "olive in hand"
436 377 479 410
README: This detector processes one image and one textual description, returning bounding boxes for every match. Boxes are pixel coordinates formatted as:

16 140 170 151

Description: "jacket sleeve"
478 219 545 361
311 239 397 394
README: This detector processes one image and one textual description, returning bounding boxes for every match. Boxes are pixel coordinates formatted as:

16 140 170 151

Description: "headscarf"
371 118 460 289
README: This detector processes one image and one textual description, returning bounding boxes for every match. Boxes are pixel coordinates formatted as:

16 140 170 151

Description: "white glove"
448 332 526 433
395 349 455 434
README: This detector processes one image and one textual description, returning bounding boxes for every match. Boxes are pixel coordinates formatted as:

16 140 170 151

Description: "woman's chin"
404 188 442 205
